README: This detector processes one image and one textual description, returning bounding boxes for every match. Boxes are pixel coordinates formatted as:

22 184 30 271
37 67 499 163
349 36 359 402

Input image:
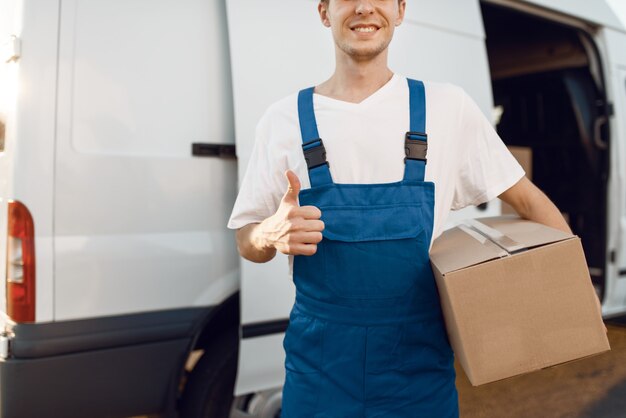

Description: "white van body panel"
236 334 286 396
53 0 238 320
227 0 501 395
401 0 484 37
606 0 626 29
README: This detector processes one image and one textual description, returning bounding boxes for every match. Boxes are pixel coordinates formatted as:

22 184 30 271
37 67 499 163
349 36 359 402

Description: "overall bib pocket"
320 204 426 300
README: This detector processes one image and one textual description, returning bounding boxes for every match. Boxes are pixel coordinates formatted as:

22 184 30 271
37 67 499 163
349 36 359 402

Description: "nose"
355 0 374 15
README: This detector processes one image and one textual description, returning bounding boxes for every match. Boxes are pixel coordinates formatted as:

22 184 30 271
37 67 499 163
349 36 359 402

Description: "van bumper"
0 307 213 418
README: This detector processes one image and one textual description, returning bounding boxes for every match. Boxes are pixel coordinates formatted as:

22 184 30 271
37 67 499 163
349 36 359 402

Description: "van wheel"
179 330 238 418
230 389 283 418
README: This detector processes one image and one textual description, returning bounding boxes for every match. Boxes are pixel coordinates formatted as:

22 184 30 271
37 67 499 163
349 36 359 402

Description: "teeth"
354 26 376 32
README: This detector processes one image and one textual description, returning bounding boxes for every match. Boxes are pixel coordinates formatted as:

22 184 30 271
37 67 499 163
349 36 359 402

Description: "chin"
341 42 391 60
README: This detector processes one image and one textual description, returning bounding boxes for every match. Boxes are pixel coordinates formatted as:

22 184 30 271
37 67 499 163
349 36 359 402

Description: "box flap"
476 216 573 249
431 216 574 275
430 225 508 274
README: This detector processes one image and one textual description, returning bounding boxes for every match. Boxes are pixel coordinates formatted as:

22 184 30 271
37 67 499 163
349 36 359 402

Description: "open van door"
226 0 504 402
600 21 626 316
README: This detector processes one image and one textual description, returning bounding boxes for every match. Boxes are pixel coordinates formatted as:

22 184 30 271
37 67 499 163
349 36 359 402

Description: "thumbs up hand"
257 170 324 256
281 169 303 206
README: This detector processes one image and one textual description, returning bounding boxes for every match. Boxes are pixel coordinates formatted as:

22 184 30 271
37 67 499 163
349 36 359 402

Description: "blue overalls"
282 79 459 418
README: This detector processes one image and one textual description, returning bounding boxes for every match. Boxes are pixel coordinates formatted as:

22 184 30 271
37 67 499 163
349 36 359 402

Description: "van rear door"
0 0 60 324
600 22 626 315
0 1 20 319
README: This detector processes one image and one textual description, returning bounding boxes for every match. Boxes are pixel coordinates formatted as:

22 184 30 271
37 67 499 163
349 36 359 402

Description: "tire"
179 329 238 418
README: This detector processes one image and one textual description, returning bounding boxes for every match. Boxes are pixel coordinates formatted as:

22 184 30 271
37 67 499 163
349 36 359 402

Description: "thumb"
282 170 301 204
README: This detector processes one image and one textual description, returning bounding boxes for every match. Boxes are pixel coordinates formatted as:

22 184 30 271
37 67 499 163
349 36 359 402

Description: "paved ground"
456 318 626 418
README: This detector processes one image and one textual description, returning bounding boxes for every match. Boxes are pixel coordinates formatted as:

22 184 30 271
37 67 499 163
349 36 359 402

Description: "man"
228 0 572 416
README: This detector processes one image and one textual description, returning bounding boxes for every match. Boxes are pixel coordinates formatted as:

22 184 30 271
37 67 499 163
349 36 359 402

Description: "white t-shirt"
228 74 524 254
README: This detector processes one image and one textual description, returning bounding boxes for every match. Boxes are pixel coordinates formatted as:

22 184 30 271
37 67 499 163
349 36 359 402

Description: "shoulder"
422 80 468 104
253 91 303 153
252 91 300 147
392 75 467 109
258 92 300 127
414 80 469 125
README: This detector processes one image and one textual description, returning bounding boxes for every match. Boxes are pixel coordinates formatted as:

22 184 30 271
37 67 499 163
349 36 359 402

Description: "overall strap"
297 87 333 188
404 79 428 182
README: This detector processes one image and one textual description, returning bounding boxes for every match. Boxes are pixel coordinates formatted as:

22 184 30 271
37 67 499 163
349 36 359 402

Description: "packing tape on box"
461 219 528 255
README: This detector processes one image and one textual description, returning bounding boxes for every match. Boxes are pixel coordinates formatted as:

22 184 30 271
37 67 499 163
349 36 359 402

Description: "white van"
0 0 624 417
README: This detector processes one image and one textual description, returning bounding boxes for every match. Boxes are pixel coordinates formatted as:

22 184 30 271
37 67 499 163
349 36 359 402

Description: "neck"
316 49 393 103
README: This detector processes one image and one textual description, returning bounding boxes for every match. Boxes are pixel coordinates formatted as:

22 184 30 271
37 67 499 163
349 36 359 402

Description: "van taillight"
6 200 35 322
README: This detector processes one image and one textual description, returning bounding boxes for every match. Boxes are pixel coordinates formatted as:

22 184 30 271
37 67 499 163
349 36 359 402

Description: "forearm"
517 191 572 234
236 223 277 263
499 177 572 234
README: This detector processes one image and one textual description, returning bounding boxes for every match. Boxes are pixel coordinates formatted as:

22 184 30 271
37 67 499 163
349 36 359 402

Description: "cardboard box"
502 146 532 215
430 216 610 386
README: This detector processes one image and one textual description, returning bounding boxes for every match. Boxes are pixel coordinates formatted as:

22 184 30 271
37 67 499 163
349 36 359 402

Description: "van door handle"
192 143 236 159
593 116 608 150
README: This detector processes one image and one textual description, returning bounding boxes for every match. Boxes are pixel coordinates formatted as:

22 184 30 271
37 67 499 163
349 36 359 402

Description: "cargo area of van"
481 2 611 299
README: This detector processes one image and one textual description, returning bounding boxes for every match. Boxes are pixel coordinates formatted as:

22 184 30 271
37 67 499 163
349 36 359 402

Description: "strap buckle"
404 131 428 162
302 138 329 170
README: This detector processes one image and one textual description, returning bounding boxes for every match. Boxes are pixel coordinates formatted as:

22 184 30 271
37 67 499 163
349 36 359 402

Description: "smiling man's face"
319 0 406 61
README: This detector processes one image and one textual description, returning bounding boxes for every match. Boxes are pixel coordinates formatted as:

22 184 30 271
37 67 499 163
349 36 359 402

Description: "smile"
351 25 379 33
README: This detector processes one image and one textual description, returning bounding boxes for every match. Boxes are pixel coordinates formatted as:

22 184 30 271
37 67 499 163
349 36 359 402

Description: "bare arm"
236 223 277 263
498 176 572 234
235 170 324 263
